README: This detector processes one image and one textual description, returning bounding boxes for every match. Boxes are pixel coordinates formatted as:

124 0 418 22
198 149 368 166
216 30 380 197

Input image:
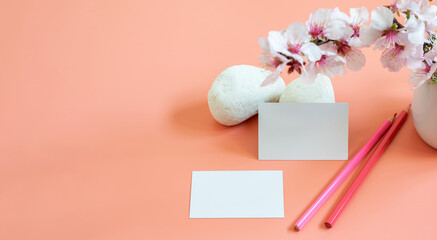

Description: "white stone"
208 65 286 126
279 74 335 103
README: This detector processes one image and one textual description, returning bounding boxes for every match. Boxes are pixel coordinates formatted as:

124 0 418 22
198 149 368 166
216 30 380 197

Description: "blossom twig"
259 0 437 88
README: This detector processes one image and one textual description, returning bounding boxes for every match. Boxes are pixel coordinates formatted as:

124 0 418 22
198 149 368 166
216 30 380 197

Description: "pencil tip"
405 104 411 112
294 225 300 231
325 222 332 229
389 113 397 122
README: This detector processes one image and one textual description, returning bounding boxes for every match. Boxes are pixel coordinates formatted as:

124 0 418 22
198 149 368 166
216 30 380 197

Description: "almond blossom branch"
259 7 368 85
258 0 437 88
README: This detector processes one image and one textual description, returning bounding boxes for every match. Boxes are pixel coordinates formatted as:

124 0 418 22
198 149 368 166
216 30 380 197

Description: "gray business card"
258 103 348 160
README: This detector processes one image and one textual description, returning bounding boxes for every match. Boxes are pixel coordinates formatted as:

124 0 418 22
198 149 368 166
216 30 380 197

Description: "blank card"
258 103 348 160
189 171 284 218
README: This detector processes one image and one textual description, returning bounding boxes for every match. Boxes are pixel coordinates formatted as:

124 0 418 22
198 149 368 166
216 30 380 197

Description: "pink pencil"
294 114 396 231
325 105 410 228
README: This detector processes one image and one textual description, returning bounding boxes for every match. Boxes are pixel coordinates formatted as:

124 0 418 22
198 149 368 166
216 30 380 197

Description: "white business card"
258 103 348 160
189 171 284 218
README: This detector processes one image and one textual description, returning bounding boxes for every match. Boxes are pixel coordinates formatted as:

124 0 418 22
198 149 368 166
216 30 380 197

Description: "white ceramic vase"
412 83 437 149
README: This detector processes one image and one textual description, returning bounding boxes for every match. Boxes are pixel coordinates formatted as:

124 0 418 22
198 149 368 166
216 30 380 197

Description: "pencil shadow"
170 100 259 158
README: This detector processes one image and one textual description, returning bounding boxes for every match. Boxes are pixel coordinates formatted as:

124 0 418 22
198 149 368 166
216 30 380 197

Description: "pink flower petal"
346 49 366 71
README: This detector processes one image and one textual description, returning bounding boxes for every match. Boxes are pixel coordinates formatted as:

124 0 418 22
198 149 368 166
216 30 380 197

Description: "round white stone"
279 74 335 103
208 65 286 126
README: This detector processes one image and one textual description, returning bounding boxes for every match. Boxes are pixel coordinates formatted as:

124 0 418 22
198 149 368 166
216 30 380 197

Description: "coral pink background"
1 0 437 239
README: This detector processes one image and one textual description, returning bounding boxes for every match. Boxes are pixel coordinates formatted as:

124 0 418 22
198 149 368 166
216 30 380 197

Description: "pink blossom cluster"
259 7 369 85
259 0 437 88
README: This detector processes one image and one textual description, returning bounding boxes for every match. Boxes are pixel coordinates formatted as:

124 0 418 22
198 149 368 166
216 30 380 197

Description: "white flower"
360 7 400 49
300 44 346 83
408 63 436 88
370 7 395 31
261 61 289 86
348 7 370 47
258 37 288 68
307 9 331 40
425 14 437 32
404 16 425 46
331 7 369 47
259 23 324 86
332 41 366 71
307 8 349 41
405 45 425 71
416 0 437 32
408 60 437 88
349 7 370 28
258 37 291 86
399 0 435 19
399 0 437 32
397 0 416 12
408 47 437 88
259 37 274 58
284 22 322 63
380 33 418 72
266 30 290 56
